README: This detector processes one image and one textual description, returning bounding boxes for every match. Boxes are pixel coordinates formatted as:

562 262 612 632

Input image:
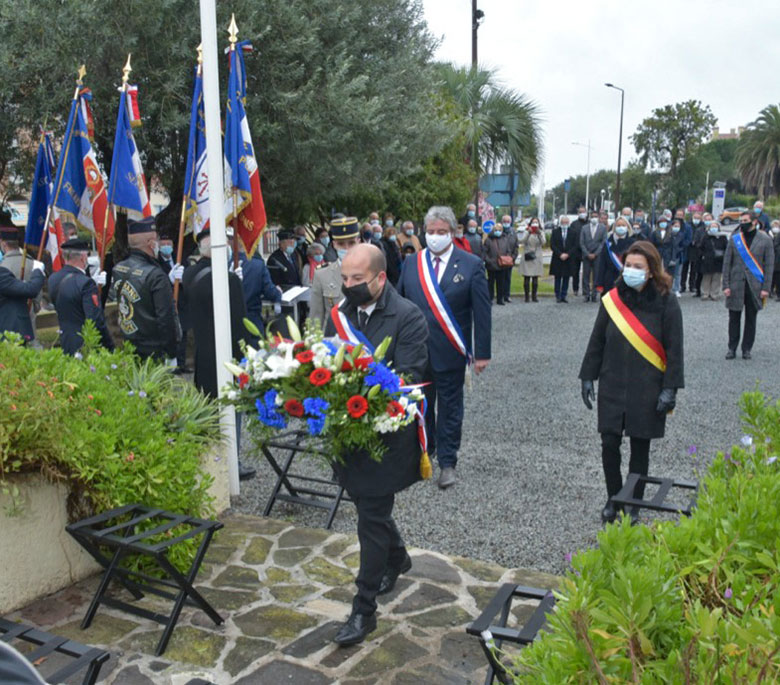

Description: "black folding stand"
261 430 351 528
611 473 698 517
66 504 223 656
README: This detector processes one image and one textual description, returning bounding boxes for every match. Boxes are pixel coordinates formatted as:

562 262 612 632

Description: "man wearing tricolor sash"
579 241 684 525
324 244 429 646
397 206 491 490
721 212 774 360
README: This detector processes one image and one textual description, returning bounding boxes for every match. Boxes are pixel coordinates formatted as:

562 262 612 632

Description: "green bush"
0 323 222 570
507 391 780 683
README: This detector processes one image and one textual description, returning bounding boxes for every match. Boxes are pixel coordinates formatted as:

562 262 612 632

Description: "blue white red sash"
416 249 472 363
605 239 623 271
733 232 764 284
330 301 375 354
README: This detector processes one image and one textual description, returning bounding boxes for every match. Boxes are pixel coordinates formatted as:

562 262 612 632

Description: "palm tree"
736 104 780 196
438 64 542 202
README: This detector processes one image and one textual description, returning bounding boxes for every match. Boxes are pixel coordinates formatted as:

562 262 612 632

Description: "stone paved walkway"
8 513 560 684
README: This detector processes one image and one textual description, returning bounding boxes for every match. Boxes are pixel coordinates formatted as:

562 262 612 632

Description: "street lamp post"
605 83 625 213
600 188 606 211
572 140 592 210
471 1 484 67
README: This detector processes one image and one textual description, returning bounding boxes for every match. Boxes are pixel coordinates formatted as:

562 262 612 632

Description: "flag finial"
228 14 238 46
122 54 132 85
77 64 86 85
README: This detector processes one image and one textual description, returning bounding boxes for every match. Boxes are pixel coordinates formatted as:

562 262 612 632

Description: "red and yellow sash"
602 289 667 372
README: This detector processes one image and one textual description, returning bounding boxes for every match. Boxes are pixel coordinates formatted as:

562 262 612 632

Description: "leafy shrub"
0 323 222 570
508 391 780 683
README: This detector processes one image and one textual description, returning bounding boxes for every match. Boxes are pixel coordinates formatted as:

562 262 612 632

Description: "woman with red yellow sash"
579 241 685 524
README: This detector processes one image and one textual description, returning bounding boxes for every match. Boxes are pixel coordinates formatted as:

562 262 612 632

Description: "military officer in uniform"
309 216 362 327
324 244 429 646
110 217 179 360
0 226 46 341
47 237 113 354
0 224 41 340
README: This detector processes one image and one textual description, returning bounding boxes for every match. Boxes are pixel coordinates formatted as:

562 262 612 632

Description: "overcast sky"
422 0 780 195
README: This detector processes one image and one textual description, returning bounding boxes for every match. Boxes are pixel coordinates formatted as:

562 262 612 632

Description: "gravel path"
233 292 780 575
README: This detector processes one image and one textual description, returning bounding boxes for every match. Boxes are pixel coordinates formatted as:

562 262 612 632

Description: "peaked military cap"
329 216 360 240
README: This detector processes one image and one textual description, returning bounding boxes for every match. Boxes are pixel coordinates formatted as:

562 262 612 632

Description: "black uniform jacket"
111 250 179 359
0 266 43 340
267 249 301 288
48 265 114 354
183 257 254 399
579 279 684 440
324 283 429 498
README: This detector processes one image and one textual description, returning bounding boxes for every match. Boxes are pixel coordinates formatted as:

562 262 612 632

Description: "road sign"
564 179 571 193
712 188 726 220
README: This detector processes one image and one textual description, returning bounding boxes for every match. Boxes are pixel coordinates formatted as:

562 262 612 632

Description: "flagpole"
174 47 203 304
200 0 240 495
228 16 241 271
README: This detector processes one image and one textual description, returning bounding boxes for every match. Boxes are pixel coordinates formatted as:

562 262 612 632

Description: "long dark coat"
699 234 728 274
0 267 43 340
183 258 253 398
721 228 775 312
594 234 637 292
324 283 429 498
579 279 685 440
549 225 580 277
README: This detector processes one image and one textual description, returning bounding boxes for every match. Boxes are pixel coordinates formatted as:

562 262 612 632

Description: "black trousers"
487 270 507 303
570 259 581 293
600 433 650 501
728 290 758 352
523 276 538 300
501 267 513 301
353 494 406 615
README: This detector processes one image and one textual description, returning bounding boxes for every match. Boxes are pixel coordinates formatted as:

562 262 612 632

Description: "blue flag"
24 134 55 247
183 66 209 235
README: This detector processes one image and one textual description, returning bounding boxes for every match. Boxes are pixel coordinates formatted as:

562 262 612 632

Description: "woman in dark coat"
380 227 402 286
699 221 728 300
579 240 684 524
594 218 637 295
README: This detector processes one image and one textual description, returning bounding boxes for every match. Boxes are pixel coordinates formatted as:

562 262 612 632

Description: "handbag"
713 249 725 259
524 250 536 261
498 255 514 267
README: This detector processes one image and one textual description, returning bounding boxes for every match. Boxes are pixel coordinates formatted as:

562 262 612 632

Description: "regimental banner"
183 65 210 237
602 288 667 372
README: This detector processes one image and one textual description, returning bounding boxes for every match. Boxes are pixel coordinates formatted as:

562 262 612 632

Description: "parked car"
719 207 748 225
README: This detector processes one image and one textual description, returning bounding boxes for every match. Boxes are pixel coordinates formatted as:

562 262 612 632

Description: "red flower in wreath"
354 356 374 370
295 350 315 364
238 373 250 389
284 399 305 417
386 400 405 417
341 359 353 372
347 395 369 418
309 368 332 386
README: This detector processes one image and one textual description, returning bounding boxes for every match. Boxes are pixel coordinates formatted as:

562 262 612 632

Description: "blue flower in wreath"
303 397 330 418
364 362 400 394
307 415 326 436
256 389 287 429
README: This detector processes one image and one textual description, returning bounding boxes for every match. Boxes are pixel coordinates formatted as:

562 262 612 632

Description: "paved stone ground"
235 293 780 574
9 513 559 684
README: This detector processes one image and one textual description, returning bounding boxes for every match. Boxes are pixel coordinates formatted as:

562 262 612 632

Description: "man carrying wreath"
324 243 429 646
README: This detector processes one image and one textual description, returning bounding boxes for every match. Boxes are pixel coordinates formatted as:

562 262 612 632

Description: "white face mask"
405 229 414 236
426 232 453 254
772 227 780 235
615 225 628 237
578 213 587 220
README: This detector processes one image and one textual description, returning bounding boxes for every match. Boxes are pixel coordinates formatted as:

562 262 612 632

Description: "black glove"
656 388 677 413
581 380 595 410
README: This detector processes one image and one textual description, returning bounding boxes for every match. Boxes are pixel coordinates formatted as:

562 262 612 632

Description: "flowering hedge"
0 323 221 570
505 391 780 683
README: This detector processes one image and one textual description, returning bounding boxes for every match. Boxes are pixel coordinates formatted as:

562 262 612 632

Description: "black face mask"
740 221 753 232
342 275 378 307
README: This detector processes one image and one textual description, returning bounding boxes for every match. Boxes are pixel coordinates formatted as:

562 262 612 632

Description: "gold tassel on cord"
419 451 433 480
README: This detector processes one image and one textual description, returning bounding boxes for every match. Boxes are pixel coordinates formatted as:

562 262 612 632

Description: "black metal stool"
261 430 351 528
611 473 698 517
0 618 110 685
66 504 223 656
466 584 555 685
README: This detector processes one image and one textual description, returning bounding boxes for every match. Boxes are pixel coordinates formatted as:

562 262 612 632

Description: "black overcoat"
549 226 581 277
0 266 43 340
699 234 728 274
579 279 684 440
324 283 429 497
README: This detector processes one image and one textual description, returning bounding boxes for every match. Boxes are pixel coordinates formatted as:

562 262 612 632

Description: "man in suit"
580 210 608 302
239 250 281 335
48 237 113 354
550 214 579 303
309 216 362 327
722 211 775 359
324 244 429 646
0 226 45 341
397 205 491 489
267 230 302 289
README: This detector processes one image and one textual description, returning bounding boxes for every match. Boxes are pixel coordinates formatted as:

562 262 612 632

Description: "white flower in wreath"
261 346 300 380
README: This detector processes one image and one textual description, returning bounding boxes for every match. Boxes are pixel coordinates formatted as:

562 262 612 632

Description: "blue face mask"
467 226 476 234
389 235 397 242
160 245 174 257
313 254 324 263
0 250 4 264
692 219 701 226
467 210 475 218
708 226 719 236
373 231 383 241
658 221 668 229
622 266 647 290
672 225 680 234
704 220 712 227
320 236 330 247
754 207 762 214
493 230 503 237
502 222 511 229
337 248 348 260
285 245 295 256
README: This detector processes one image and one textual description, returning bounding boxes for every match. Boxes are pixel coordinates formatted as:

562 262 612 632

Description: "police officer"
110 217 179 360
0 226 45 341
47 237 113 354
309 216 362 327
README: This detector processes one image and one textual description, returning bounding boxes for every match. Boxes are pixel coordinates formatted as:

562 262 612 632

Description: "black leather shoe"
601 500 618 524
629 507 640 526
725 350 736 360
743 350 752 360
334 612 377 646
378 553 412 595
238 461 256 481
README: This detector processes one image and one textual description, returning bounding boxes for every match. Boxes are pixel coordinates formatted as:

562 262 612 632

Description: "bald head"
341 244 387 306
